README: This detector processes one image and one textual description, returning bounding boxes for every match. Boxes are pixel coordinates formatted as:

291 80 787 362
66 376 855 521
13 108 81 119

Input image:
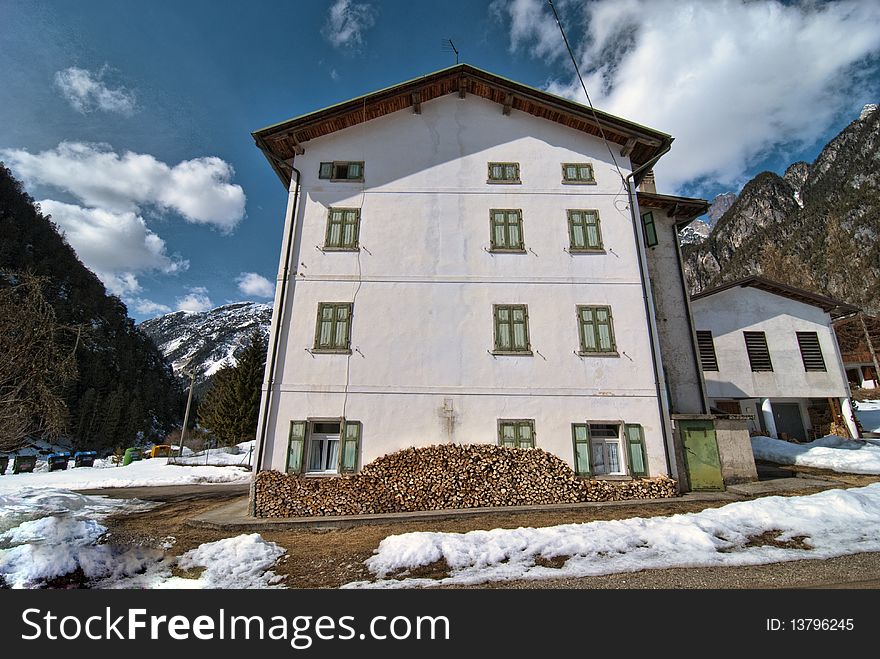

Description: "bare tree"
0 272 78 450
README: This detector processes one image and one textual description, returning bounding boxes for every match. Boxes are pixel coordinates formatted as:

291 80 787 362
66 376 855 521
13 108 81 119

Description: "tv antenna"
441 38 459 64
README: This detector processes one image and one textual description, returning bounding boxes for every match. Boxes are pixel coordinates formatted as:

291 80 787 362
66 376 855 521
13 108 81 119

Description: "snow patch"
345 483 880 588
751 435 880 474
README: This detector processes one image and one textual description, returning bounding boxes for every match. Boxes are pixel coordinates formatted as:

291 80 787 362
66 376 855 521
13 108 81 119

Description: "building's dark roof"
253 63 673 187
637 191 708 223
691 276 859 318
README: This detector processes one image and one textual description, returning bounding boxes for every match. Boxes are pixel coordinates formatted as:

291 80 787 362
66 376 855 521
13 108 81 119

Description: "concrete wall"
691 286 851 400
644 212 708 415
713 417 758 485
257 93 670 477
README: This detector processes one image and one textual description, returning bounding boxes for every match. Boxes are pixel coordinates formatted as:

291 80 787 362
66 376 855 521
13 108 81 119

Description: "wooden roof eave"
253 65 672 185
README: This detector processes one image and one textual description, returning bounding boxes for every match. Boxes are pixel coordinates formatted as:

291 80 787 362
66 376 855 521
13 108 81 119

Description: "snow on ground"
0 455 251 494
0 488 283 589
856 399 880 433
751 435 880 474
344 483 880 589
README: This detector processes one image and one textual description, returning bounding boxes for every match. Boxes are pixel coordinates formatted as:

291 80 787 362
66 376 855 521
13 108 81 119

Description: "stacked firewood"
254 444 678 518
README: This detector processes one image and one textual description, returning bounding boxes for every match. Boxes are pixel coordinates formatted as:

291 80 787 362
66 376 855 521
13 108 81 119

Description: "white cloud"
323 0 376 49
54 66 137 115
1 142 246 231
490 0 566 61
176 287 213 313
236 272 275 299
497 0 880 191
134 299 172 316
39 199 187 297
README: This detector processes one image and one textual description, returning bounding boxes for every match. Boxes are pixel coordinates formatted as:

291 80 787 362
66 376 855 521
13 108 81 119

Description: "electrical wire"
547 0 626 187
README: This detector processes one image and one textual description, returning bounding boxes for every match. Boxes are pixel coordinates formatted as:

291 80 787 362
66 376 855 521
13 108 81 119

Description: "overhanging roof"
253 63 673 188
637 191 708 224
691 276 859 319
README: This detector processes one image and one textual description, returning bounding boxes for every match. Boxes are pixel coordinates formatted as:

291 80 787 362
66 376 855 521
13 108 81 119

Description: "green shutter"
347 162 362 179
287 421 307 474
340 421 361 473
625 424 647 477
642 212 658 248
572 424 591 476
578 165 593 181
319 162 333 179
585 212 601 248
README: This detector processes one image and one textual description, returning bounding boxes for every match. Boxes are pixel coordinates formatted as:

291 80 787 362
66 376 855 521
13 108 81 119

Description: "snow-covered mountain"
139 302 272 379
679 220 711 245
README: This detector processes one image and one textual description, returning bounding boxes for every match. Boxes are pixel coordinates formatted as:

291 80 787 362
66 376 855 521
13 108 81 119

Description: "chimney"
639 169 657 194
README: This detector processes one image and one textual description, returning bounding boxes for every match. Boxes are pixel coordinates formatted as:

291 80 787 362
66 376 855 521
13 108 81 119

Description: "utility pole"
178 365 197 460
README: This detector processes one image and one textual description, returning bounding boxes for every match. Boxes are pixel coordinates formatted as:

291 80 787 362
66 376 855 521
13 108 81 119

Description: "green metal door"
679 420 724 491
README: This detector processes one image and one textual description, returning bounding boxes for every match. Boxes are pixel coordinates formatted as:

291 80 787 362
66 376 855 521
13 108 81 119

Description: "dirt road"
95 476 880 589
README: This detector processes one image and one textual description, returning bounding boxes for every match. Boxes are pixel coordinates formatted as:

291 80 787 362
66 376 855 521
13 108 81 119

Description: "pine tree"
198 329 267 444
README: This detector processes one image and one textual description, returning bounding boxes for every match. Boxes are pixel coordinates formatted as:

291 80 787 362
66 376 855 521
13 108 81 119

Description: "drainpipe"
252 142 302 513
623 140 676 479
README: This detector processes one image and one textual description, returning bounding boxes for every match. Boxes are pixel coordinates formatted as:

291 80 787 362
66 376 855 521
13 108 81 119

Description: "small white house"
250 64 706 491
690 277 860 440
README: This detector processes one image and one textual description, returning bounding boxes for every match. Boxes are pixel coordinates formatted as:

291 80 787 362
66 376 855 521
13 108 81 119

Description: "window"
577 305 616 354
562 162 596 184
498 419 535 448
489 209 525 251
573 423 646 477
642 211 658 248
696 330 719 371
318 161 364 181
307 421 341 473
313 303 352 352
567 210 603 251
493 304 531 354
487 162 520 183
796 331 827 372
287 419 361 474
743 331 773 372
324 208 361 250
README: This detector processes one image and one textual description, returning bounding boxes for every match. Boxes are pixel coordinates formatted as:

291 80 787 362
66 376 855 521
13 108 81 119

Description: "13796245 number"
790 619 854 631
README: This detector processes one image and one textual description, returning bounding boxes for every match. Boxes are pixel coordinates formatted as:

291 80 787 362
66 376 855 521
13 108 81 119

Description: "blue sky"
2 0 878 321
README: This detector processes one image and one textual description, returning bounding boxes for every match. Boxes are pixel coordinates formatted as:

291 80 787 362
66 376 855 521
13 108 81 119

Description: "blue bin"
73 451 97 467
47 452 71 471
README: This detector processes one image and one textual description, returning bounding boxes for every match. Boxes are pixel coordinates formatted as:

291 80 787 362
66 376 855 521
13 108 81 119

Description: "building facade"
690 278 860 440
251 65 694 487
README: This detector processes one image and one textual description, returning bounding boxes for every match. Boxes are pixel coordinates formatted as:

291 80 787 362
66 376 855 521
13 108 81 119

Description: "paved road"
77 482 249 502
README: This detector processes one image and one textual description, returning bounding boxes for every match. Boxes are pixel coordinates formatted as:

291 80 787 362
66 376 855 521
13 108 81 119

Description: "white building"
251 65 704 488
690 277 860 440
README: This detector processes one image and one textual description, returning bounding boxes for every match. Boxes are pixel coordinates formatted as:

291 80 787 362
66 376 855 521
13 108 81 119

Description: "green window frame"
567 209 603 251
324 208 361 250
642 211 658 248
498 419 535 449
313 302 353 352
493 304 531 354
562 162 596 184
286 420 307 474
489 209 524 251
487 162 521 183
624 424 648 477
577 305 616 354
318 161 364 181
340 420 361 473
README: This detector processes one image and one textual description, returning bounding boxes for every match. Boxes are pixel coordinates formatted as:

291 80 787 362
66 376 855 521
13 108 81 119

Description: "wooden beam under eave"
411 91 421 114
620 137 637 157
290 133 305 156
458 76 467 98
502 93 513 116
